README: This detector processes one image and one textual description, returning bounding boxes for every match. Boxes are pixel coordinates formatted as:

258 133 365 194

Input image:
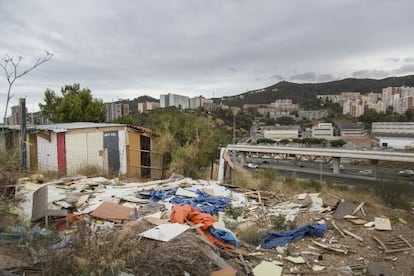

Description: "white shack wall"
118 129 127 175
65 131 106 175
37 132 58 172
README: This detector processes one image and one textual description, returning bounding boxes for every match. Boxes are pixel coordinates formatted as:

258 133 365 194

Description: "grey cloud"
271 74 284 80
317 74 334 82
351 70 388 79
393 64 414 75
289 72 317 82
384 57 400 63
404 57 414 63
351 64 414 79
1 0 414 119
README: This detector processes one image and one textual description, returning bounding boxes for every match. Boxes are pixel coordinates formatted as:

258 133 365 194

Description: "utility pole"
20 98 27 172
319 158 323 182
232 111 236 185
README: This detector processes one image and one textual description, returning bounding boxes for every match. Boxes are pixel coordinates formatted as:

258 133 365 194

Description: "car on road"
330 164 344 171
398 169 414 177
246 163 258 169
359 169 373 175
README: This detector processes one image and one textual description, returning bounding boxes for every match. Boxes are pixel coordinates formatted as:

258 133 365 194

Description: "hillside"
222 75 414 107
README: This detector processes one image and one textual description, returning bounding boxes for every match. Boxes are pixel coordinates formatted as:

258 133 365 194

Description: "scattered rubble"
0 173 413 275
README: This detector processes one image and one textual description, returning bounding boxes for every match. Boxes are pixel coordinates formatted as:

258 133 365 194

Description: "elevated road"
226 144 414 162
218 144 414 182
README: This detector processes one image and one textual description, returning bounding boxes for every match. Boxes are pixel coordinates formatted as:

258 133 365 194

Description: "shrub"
299 179 322 192
285 172 298 186
238 225 264 245
375 177 412 210
225 205 244 220
233 172 248 187
269 215 286 230
78 164 101 177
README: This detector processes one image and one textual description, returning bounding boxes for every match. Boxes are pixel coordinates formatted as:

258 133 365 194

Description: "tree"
131 108 230 178
1 51 53 126
275 116 296 125
39 84 105 123
330 139 347 148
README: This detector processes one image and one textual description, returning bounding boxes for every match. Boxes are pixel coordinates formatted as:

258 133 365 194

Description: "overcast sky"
1 0 414 117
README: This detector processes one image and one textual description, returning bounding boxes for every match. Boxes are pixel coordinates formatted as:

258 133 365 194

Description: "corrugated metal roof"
34 122 125 132
2 122 153 135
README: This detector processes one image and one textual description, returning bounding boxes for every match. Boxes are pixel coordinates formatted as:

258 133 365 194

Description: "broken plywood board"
334 201 355 220
210 267 236 276
373 236 413 253
90 201 136 223
374 217 392 231
346 217 368 225
252 261 282 276
139 223 189 242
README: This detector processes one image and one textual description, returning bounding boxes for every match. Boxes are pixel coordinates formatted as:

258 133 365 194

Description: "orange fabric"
170 204 234 249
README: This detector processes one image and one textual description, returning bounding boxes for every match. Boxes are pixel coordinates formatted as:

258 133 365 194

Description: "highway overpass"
218 144 414 182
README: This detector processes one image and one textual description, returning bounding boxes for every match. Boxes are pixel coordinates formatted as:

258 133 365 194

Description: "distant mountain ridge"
222 75 414 107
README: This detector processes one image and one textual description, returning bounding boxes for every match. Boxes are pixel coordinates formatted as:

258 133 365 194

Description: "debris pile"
0 174 413 275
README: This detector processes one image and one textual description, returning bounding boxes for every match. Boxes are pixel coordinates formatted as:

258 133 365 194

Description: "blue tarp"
261 223 328 249
208 227 240 247
151 188 229 214
171 190 229 214
150 188 178 201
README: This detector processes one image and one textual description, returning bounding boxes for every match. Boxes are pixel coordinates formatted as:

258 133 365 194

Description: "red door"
57 133 66 174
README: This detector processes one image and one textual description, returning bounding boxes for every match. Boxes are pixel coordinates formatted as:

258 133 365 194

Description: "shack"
1 122 163 179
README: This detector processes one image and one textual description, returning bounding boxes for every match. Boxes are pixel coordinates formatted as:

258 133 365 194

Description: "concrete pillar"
370 159 379 178
217 148 226 182
240 152 246 165
332 157 341 174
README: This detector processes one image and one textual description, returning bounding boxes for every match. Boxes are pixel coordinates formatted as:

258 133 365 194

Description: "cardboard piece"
252 261 282 276
347 218 368 225
90 201 135 223
374 217 392 231
139 223 190 242
285 256 306 264
210 267 236 276
31 185 48 222
334 201 355 220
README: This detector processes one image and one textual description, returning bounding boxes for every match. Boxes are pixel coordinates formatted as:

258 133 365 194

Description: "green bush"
233 172 248 187
238 225 264 245
225 205 244 220
269 215 286 230
285 172 298 186
375 177 412 210
299 179 322 192
257 168 278 190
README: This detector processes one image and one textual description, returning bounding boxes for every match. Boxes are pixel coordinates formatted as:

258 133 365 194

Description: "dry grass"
78 164 102 177
45 220 221 275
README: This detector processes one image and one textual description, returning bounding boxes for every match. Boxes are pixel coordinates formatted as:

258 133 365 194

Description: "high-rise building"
138 101 160 113
160 93 189 109
105 100 130 122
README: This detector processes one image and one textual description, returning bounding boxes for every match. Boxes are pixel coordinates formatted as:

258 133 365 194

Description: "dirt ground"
0 176 413 275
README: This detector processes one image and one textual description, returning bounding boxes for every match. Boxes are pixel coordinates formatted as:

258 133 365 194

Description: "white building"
261 125 300 140
138 101 160 113
312 123 334 138
372 122 414 149
160 93 190 109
